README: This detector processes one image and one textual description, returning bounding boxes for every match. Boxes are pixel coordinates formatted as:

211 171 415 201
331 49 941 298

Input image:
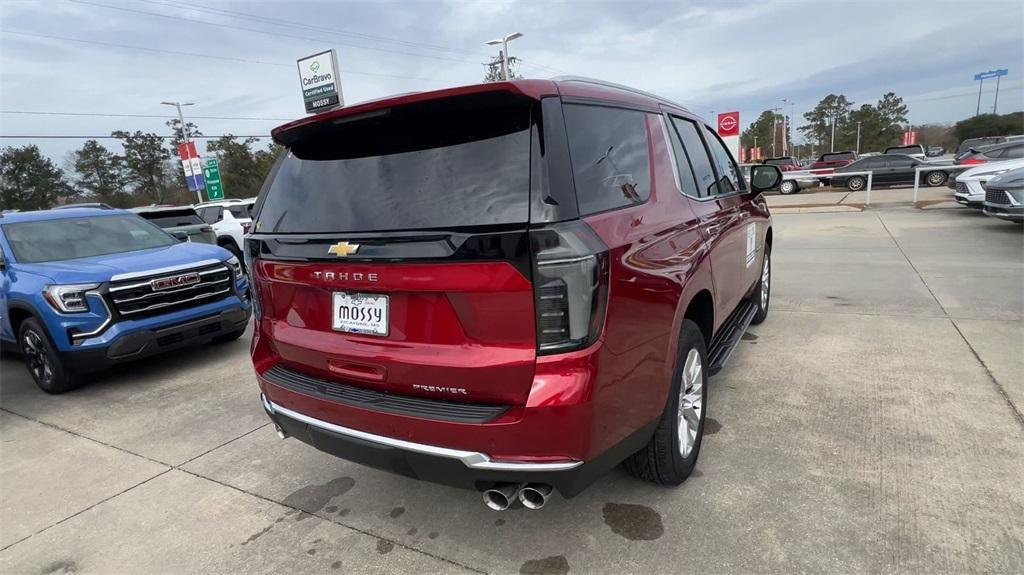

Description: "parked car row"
953 160 1024 223
830 154 955 190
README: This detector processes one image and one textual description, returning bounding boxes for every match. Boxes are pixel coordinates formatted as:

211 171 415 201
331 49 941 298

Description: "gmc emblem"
151 272 201 291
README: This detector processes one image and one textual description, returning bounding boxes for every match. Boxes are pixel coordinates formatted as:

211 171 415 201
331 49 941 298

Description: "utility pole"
781 98 792 156
161 100 200 203
753 135 757 159
486 32 523 81
976 78 984 116
830 113 837 153
856 121 862 154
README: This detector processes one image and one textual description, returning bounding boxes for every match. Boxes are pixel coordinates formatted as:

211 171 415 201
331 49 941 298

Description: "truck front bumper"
60 306 250 374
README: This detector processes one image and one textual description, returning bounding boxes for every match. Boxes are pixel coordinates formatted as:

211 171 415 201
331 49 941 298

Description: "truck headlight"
43 284 99 313
226 255 243 277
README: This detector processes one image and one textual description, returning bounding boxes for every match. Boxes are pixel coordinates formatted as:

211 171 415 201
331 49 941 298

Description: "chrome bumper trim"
261 395 583 472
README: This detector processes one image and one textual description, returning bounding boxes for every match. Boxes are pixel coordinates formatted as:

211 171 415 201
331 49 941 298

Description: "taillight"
200 226 214 233
244 239 262 320
530 221 609 355
961 158 986 165
242 222 252 234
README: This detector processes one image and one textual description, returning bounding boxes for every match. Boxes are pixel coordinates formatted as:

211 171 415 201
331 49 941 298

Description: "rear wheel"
846 176 866 191
19 318 78 394
219 240 243 264
625 320 708 485
751 245 771 325
779 180 799 195
925 171 947 187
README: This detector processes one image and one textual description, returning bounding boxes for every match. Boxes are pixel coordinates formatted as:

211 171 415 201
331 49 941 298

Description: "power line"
137 0 485 59
67 0 481 65
0 109 291 121
1 30 451 82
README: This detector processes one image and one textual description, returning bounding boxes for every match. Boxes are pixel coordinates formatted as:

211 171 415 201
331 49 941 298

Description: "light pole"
161 101 200 203
856 121 862 153
486 32 523 81
830 113 837 153
753 135 757 160
781 98 792 156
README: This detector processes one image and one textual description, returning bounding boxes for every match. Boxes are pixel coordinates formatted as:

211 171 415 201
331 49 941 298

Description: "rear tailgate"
250 91 540 406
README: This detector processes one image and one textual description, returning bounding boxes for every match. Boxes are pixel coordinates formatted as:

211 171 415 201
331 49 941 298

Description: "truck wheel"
624 319 707 486
926 171 947 187
19 318 77 394
779 180 799 195
847 176 866 191
751 246 771 325
219 241 244 269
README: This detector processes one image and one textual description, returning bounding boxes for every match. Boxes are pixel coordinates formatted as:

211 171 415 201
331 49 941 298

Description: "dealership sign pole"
177 141 205 202
297 49 343 114
716 111 740 161
974 69 1008 116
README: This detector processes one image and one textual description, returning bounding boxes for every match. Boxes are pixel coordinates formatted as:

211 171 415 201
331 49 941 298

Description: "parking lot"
1 206 1022 574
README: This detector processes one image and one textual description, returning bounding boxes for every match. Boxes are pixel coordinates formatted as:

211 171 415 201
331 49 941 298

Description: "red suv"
248 78 780 510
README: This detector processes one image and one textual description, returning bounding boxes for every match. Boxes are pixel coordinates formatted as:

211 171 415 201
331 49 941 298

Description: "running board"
707 299 757 376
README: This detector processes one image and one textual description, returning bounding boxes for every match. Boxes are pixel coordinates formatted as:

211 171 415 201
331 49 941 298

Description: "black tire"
18 318 78 394
625 319 708 485
751 245 771 325
213 328 246 343
220 240 243 265
846 176 866 191
925 171 947 187
779 180 799 195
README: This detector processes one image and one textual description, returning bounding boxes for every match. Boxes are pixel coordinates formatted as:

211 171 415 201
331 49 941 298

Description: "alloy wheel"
22 330 53 385
761 255 770 310
677 348 704 458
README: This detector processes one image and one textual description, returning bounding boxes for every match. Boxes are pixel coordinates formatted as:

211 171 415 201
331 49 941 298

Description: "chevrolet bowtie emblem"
327 241 360 256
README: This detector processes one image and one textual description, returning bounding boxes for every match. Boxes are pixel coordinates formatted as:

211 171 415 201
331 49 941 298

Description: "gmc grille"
985 189 1011 206
108 263 233 319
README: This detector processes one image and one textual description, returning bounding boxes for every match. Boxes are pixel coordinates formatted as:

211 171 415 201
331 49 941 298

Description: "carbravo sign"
297 49 343 114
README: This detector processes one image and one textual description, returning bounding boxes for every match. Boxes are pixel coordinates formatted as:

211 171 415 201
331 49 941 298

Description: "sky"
1 0 1022 162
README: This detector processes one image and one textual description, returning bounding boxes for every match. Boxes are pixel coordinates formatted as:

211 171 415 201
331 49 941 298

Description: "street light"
486 32 523 81
161 101 200 203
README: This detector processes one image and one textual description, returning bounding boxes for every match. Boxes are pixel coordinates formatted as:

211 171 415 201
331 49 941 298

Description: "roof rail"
551 76 691 113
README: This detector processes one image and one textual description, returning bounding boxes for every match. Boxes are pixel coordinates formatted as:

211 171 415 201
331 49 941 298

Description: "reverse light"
43 284 99 313
530 221 609 355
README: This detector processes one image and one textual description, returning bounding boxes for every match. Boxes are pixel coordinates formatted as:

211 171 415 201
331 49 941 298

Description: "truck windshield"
2 215 176 263
257 93 532 234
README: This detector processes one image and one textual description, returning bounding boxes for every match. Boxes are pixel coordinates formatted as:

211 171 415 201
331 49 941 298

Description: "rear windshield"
258 93 532 233
3 215 175 263
821 152 856 161
886 146 921 154
138 210 204 228
227 205 251 219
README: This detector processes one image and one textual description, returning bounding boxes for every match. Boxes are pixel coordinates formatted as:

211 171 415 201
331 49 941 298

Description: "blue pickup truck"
0 207 252 393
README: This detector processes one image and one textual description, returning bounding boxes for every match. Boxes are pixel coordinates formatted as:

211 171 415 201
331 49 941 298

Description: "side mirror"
171 230 190 242
749 165 783 192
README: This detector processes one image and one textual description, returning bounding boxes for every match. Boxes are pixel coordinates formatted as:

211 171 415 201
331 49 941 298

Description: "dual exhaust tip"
482 483 553 511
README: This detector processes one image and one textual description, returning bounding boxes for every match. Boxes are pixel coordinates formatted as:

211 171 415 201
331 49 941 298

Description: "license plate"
332 292 388 336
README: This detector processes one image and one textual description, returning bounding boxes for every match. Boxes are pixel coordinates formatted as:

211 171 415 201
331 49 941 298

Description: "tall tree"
206 136 281 198
166 118 203 149
113 130 173 204
741 110 786 158
73 140 131 207
800 94 853 151
953 112 1024 142
0 145 75 211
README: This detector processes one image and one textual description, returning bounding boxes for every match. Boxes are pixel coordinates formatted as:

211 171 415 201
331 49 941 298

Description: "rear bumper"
60 306 250 373
261 394 654 497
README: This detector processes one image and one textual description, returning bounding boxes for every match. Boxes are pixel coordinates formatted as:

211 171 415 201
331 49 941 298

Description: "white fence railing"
911 164 972 203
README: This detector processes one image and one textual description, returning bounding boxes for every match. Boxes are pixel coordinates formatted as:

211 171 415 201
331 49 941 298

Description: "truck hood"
19 242 232 284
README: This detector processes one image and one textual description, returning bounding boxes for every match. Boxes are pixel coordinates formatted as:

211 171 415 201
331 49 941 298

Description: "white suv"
954 159 1024 208
194 198 255 261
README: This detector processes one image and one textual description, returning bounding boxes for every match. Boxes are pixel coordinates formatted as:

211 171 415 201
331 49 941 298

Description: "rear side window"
258 93 532 233
198 207 221 224
885 155 914 168
669 116 717 198
563 104 651 215
702 126 746 194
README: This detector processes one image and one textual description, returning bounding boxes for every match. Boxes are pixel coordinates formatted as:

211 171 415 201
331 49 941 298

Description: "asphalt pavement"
1 206 1022 574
